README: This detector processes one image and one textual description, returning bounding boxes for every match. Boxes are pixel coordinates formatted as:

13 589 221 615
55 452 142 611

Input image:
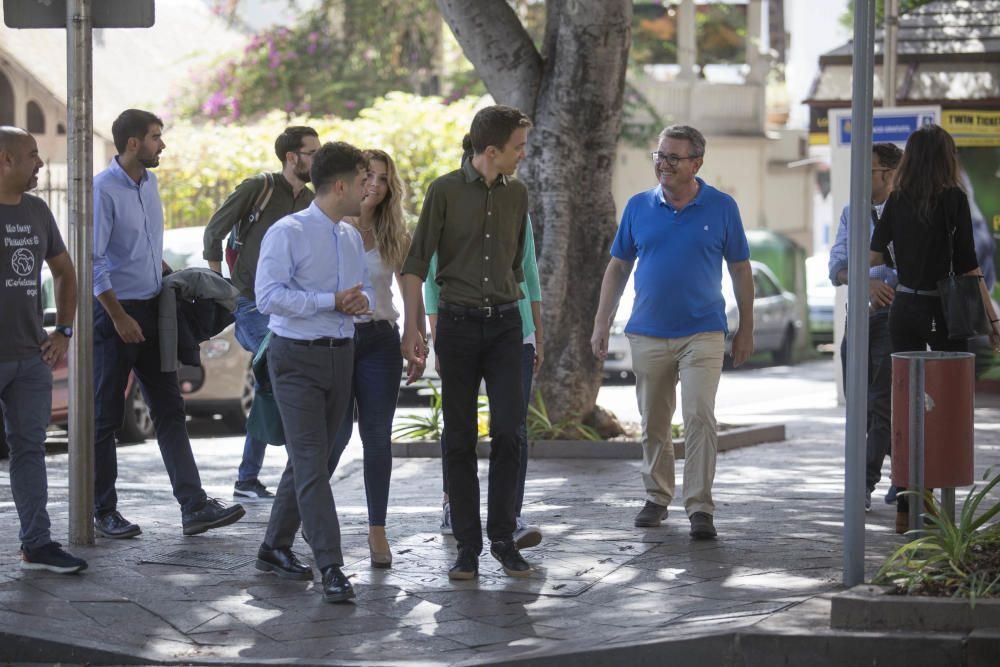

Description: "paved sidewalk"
1 361 998 665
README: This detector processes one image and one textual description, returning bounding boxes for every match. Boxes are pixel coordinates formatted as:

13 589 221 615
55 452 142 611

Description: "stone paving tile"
1 376 997 664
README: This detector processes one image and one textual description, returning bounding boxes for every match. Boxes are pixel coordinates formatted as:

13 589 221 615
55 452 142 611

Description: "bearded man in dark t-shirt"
0 126 86 573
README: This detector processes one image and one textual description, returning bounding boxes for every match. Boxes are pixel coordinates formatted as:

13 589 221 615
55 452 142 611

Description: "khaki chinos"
627 331 725 516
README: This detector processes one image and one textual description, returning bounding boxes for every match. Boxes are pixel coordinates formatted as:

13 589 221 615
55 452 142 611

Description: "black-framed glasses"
651 151 700 166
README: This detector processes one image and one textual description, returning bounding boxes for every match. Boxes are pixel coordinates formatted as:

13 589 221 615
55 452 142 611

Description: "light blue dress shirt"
92 157 164 299
255 201 375 340
828 202 898 289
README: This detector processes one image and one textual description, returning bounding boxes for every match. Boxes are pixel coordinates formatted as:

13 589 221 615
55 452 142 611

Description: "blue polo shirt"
611 178 750 339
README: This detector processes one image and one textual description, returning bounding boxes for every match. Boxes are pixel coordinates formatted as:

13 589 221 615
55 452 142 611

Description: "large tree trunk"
436 0 632 428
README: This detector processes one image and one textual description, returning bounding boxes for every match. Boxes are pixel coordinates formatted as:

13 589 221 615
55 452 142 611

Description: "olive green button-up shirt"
402 160 527 307
203 172 314 300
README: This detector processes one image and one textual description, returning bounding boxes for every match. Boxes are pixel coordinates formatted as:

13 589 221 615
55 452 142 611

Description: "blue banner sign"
838 112 937 145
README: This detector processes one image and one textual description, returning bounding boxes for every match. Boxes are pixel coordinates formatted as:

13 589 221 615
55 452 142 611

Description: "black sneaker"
634 500 669 527
182 498 246 536
865 489 873 512
490 539 531 578
20 542 88 574
94 511 142 539
689 512 717 539
234 479 275 501
448 546 479 580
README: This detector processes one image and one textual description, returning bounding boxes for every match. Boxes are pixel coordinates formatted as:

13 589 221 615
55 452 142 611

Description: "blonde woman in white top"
329 149 419 567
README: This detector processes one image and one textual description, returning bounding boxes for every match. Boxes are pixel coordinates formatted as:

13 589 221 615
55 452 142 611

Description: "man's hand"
113 313 145 344
208 260 223 275
405 358 425 385
869 279 894 309
533 341 545 375
335 283 370 316
730 327 754 367
401 326 427 367
40 332 70 367
591 322 610 360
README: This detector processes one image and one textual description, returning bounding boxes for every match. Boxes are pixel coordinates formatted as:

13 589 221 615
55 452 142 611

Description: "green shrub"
158 93 479 228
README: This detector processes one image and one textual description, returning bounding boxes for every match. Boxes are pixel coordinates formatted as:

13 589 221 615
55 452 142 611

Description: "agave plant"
526 390 600 441
391 381 444 441
873 467 1000 602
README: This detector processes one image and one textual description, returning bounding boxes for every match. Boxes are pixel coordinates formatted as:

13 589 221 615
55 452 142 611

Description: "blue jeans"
441 343 534 517
330 320 403 526
93 299 206 515
233 296 271 482
0 355 53 549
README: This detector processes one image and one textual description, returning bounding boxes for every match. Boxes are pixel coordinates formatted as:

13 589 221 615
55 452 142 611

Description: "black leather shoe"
490 539 531 577
320 565 355 603
94 511 142 539
448 546 479 580
182 498 246 536
255 543 313 581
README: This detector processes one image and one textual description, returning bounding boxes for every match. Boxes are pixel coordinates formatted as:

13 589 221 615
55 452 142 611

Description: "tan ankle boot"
368 526 392 569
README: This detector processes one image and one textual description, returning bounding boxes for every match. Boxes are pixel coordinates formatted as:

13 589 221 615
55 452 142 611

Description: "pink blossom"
345 100 357 110
201 90 226 116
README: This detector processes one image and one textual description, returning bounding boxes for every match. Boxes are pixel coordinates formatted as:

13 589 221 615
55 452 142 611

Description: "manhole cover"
139 550 255 571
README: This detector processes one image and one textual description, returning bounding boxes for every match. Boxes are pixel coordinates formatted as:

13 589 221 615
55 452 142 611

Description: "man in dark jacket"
203 127 317 500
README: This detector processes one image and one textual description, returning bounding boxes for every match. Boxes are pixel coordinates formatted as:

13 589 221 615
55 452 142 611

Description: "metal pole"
843 0 876 587
883 0 899 107
66 0 95 546
941 487 956 524
908 357 925 536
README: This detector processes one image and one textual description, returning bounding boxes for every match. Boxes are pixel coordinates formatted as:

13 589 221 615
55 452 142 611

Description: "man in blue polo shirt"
591 125 753 539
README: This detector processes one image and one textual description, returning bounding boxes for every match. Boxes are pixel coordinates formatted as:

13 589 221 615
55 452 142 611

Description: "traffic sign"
3 0 154 28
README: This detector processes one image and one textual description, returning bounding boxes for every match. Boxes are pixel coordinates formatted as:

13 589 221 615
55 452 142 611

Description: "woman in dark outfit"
870 124 1000 533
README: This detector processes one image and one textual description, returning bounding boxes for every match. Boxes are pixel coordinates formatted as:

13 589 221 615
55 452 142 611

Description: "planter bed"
831 584 1000 633
392 423 785 459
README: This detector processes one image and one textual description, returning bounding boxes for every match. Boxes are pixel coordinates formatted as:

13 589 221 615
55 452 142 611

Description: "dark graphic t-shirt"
0 194 66 362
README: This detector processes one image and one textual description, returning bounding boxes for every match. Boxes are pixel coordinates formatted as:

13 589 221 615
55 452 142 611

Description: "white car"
602 261 801 381
806 252 836 346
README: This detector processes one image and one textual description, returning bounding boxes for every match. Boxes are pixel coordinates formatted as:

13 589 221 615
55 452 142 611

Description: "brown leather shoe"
368 526 392 569
895 511 909 534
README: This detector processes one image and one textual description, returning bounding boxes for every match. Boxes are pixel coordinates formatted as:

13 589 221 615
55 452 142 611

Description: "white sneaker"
440 502 453 535
513 516 542 549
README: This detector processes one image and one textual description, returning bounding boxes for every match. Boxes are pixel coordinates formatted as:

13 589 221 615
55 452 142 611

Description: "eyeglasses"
651 151 701 166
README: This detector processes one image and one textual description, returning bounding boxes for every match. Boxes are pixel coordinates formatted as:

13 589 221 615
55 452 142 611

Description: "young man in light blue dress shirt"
92 109 245 539
254 141 374 603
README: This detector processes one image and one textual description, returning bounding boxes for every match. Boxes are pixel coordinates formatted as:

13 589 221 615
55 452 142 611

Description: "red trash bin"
891 351 975 489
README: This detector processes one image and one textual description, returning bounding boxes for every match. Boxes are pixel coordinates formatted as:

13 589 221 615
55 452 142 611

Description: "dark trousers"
330 320 403 526
888 293 968 513
840 310 892 492
441 342 535 517
93 300 206 516
0 355 53 550
264 336 353 570
436 308 523 553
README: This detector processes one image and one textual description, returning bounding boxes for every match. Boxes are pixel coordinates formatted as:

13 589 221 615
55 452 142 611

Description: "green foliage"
158 93 477 228
392 382 444 441
873 467 1000 601
840 0 937 30
527 390 600 441
183 0 444 121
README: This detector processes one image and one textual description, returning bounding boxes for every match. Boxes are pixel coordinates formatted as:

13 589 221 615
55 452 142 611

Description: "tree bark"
437 0 632 427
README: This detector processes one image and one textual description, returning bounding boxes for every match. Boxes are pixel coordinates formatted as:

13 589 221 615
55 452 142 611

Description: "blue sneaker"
20 542 88 574
884 486 898 504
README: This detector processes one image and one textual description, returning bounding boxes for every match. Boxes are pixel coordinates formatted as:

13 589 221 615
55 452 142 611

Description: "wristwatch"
54 325 73 338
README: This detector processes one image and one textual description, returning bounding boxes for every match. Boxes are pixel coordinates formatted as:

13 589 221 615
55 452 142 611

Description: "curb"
392 423 786 459
832 584 1000 632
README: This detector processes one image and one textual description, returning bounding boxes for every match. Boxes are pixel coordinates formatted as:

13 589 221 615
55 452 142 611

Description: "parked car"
602 260 801 381
806 252 835 346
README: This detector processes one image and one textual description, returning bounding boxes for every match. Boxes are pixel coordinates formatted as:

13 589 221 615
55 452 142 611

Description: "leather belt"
439 301 519 319
276 334 351 347
896 284 940 297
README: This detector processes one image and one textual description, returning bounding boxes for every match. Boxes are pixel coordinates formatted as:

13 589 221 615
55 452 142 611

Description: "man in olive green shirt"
401 105 533 581
202 126 318 500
